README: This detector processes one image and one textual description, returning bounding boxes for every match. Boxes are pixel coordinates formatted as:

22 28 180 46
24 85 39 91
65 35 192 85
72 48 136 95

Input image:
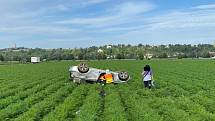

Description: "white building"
97 49 103 53
31 57 40 63
106 45 112 49
145 53 153 59
209 52 215 58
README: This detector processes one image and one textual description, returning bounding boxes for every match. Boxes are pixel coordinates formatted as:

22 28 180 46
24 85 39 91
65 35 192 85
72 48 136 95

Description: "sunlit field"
0 60 215 121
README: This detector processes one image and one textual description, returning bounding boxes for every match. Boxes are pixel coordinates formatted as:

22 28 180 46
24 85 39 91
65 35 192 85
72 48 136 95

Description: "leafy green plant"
0 60 215 121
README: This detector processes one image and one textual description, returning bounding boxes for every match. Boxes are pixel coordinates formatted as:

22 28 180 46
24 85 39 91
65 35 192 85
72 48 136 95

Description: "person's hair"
144 65 151 71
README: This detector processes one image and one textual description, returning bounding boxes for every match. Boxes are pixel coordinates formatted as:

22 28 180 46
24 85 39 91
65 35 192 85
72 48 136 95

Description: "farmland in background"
0 60 215 121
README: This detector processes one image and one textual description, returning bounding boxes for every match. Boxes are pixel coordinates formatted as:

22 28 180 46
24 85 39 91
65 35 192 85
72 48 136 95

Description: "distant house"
145 53 153 59
12 50 20 52
106 45 112 49
31 57 40 63
11 48 29 52
97 49 103 53
107 55 113 59
209 52 215 57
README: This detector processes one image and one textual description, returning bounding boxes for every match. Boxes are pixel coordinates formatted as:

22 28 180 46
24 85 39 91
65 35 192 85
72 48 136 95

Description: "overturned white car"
69 63 130 84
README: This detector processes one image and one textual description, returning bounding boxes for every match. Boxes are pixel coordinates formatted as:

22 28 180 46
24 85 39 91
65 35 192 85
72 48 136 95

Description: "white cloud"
146 9 215 30
57 15 119 25
95 3 215 45
99 25 147 32
0 1 215 48
193 4 215 9
82 0 108 5
55 4 70 11
117 2 155 16
0 26 79 35
72 3 215 34
56 2 155 28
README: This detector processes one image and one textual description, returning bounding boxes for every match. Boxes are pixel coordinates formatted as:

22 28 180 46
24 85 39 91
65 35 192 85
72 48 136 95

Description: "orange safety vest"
104 74 113 83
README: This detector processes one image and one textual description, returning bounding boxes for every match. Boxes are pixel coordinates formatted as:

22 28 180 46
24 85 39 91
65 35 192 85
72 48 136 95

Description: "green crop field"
0 60 215 121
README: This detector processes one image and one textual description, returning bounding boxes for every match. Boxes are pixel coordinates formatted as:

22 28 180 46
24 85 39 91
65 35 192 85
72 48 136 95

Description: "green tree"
0 54 4 61
97 53 106 60
158 53 168 58
202 52 210 58
138 53 144 60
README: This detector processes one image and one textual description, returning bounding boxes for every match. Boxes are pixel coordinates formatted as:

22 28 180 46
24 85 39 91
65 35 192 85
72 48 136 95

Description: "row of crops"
0 60 215 121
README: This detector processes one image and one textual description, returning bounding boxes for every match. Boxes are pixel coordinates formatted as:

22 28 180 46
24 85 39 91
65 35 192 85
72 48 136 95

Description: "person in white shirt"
142 65 153 89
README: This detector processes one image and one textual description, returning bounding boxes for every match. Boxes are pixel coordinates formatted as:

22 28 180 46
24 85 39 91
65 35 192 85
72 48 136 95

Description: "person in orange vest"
104 69 113 84
97 70 113 84
98 73 106 85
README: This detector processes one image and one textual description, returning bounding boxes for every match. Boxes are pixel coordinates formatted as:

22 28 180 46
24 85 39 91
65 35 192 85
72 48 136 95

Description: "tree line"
0 44 215 62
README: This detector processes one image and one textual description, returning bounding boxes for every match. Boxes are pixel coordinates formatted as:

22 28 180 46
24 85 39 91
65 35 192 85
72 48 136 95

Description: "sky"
0 0 215 48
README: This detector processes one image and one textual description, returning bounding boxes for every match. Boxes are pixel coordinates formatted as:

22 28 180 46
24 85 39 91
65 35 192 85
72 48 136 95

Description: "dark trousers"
97 79 106 84
144 80 152 89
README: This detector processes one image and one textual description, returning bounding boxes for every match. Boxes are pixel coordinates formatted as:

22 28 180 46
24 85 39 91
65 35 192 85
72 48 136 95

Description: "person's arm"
142 71 146 76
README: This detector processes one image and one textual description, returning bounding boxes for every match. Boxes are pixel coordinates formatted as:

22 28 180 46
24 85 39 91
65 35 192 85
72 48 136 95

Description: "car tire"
118 71 129 81
78 63 89 73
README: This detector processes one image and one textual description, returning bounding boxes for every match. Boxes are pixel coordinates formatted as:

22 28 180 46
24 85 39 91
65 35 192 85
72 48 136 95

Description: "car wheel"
78 63 89 73
118 71 129 81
